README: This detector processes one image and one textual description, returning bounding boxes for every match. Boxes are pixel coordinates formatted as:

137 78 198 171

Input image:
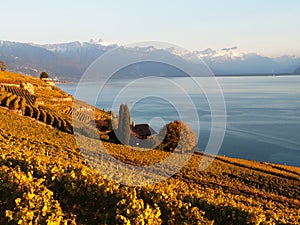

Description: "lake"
58 75 300 167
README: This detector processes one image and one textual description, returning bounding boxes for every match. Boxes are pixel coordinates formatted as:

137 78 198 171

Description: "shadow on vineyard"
0 71 300 224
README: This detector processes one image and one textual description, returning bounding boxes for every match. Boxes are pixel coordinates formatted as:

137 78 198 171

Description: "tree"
0 61 6 71
40 71 49 79
158 120 197 152
116 104 131 145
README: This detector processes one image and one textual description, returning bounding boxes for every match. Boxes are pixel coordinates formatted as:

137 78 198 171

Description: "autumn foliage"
158 120 197 152
0 72 300 225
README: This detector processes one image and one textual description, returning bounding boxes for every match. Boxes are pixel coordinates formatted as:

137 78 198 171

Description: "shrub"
24 106 33 117
32 107 39 119
4 94 14 108
158 120 197 152
9 97 20 110
40 72 49 79
53 116 62 128
39 109 47 123
0 61 6 71
46 112 54 125
64 120 73 134
19 98 26 113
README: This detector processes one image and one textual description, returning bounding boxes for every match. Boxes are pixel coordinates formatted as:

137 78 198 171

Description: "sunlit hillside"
0 71 299 224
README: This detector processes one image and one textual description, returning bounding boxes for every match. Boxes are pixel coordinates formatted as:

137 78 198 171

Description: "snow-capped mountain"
164 46 300 75
194 46 245 61
0 40 117 79
0 40 299 80
39 40 118 54
192 47 300 75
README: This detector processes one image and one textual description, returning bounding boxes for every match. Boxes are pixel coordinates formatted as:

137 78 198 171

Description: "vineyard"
0 71 110 135
24 105 73 134
0 88 73 134
2 85 36 105
0 71 299 224
0 109 300 224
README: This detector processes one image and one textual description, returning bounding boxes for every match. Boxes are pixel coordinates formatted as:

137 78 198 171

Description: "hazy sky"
1 0 300 56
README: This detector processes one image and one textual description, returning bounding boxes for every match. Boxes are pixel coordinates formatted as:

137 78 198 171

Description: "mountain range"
1 40 300 80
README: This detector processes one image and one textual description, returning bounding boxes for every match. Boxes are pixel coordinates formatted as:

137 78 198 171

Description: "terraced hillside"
0 71 109 133
0 71 299 224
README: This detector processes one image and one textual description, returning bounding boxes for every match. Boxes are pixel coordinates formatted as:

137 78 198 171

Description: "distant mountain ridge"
0 40 116 80
294 66 300 74
1 40 300 80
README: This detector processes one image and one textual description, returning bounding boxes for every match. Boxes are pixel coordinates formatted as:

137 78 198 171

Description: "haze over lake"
58 75 300 167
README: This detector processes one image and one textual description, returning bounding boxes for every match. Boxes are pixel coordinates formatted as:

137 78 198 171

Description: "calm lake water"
58 75 300 167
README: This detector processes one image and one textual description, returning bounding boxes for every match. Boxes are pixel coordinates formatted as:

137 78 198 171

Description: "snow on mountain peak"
89 38 119 47
195 46 245 61
164 46 246 62
165 47 190 56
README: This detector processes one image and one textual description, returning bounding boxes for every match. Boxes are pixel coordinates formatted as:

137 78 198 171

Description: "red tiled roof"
132 124 157 137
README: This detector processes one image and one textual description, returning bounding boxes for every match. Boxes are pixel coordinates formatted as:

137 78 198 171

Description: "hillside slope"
0 71 109 133
0 72 299 224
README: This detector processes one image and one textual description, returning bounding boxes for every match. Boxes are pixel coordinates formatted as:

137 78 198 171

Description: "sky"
1 0 300 57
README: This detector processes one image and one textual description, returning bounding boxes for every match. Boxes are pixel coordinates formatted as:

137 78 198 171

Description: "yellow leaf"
70 171 76 179
15 198 21 205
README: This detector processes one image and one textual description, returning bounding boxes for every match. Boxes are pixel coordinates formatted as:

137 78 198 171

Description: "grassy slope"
0 71 299 224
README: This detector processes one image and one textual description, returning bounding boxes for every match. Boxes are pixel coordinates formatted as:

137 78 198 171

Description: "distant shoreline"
54 80 72 84
60 73 300 83
214 73 299 77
